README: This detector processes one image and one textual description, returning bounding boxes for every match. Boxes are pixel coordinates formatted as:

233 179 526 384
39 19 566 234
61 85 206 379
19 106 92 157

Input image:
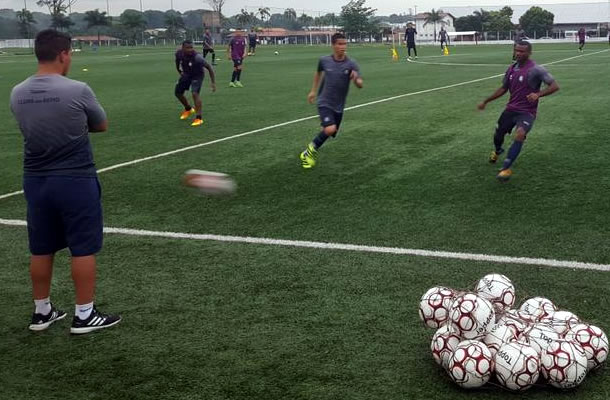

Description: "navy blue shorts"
233 58 243 68
318 107 343 131
496 110 535 136
175 75 203 95
23 176 103 256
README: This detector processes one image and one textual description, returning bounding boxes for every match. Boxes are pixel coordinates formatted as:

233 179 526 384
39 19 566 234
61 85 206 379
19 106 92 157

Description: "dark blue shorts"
496 110 535 135
175 75 203 95
318 107 343 131
23 176 103 256
233 58 243 68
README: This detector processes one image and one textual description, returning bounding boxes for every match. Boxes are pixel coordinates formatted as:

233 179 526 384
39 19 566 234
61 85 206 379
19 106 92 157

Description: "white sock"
34 297 52 315
75 302 94 320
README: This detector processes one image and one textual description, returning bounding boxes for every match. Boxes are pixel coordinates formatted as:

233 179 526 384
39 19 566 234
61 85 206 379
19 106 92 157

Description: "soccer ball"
182 170 237 195
519 297 557 321
565 323 609 370
521 323 561 355
495 310 529 337
449 293 495 340
475 273 515 313
494 341 540 391
430 325 461 369
418 286 456 329
483 323 519 358
447 340 494 388
541 341 588 389
274 51 279 55
540 310 580 336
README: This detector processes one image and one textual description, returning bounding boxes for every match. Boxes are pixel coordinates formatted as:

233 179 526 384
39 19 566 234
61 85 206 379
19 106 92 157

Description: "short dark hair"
182 40 193 46
331 33 346 44
35 29 71 62
515 40 532 51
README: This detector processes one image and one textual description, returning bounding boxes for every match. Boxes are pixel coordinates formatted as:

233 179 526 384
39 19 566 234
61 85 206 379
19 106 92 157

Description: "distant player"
202 27 217 65
405 23 418 59
299 33 363 169
577 28 586 52
247 28 258 55
439 27 449 52
175 40 216 127
228 30 247 88
478 40 559 181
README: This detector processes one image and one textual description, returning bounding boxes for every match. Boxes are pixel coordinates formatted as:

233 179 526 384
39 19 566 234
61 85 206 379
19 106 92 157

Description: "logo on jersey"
188 62 192 67
344 69 350 75
519 75 524 82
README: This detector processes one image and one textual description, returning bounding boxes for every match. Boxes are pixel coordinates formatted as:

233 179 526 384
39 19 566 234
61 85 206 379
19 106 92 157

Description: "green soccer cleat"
299 145 318 169
229 82 236 88
235 81 244 88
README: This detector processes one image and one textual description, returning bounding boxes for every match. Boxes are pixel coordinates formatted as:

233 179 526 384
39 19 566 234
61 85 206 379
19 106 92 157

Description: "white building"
413 12 456 41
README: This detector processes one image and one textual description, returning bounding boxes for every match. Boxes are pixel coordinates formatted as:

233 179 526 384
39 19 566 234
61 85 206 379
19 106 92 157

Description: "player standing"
247 28 258 56
10 29 120 334
175 40 216 127
478 41 559 181
228 30 247 88
439 27 449 53
577 28 586 52
202 27 217 65
299 33 363 169
405 23 418 59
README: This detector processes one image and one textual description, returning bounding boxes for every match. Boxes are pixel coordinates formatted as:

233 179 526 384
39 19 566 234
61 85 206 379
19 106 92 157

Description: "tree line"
455 6 555 38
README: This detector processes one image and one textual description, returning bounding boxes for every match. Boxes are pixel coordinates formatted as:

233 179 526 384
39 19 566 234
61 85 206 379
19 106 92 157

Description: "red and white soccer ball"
521 323 561 355
565 323 609 370
447 340 494 388
541 341 588 389
519 297 557 321
483 323 519 358
449 293 495 340
475 273 516 313
496 310 529 337
182 169 237 195
430 325 461 369
540 311 580 336
418 286 456 329
494 341 540 392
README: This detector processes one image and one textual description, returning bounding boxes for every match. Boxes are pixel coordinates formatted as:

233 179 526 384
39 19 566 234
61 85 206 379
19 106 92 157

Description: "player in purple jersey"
227 30 247 88
577 28 586 52
477 41 559 181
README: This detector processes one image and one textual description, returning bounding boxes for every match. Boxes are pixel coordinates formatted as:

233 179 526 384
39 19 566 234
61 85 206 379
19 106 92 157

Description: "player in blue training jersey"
299 33 363 169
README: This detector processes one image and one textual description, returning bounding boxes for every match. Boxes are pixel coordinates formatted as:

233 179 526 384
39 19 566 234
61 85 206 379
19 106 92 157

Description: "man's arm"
81 85 108 132
526 69 559 103
477 87 508 110
227 42 232 59
307 71 323 104
204 63 217 92
175 55 182 75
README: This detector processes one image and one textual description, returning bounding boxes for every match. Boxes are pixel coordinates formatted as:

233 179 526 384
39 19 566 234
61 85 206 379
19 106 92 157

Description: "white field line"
1 218 609 271
1 49 607 202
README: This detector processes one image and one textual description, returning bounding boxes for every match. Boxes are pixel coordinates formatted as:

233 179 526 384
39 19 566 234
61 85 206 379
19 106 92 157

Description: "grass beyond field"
1 43 609 400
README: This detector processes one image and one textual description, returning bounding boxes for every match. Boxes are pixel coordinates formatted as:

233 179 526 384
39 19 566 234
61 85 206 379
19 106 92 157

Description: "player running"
228 31 247 88
405 23 418 59
439 27 449 53
202 27 217 65
299 33 363 169
247 28 258 56
175 40 216 127
478 40 559 181
577 28 586 52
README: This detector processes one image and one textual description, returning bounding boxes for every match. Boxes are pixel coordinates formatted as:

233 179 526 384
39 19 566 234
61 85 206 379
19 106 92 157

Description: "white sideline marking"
1 218 609 272
1 49 607 202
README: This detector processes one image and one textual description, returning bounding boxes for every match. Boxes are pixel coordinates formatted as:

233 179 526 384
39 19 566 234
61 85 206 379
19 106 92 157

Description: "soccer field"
1 43 609 399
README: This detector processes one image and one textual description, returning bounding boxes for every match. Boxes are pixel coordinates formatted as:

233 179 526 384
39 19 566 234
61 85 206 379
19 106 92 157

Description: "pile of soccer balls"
419 274 608 391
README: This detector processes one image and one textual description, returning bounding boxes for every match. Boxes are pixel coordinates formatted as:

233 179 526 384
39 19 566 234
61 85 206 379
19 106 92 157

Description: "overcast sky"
0 0 596 18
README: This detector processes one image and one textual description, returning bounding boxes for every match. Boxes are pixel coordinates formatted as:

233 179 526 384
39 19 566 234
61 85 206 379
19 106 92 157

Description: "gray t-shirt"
10 74 106 176
317 55 360 113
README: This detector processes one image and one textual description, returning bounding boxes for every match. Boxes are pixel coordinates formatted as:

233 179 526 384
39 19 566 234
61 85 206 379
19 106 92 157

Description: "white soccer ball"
418 286 456 329
475 273 515 313
496 310 529 337
449 293 495 340
430 325 461 369
274 51 279 55
565 323 609 370
519 297 557 321
541 341 588 389
494 341 540 391
447 340 494 388
521 323 561 355
182 169 237 195
540 310 580 336
483 323 519 358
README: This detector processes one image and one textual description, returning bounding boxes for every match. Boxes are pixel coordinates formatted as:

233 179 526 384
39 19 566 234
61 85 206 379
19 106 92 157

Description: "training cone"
391 47 399 61
443 46 449 56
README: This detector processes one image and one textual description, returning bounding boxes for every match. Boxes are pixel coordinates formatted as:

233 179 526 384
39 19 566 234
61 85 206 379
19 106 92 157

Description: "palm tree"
283 8 297 21
120 10 147 44
236 9 253 28
16 8 36 39
298 13 313 27
258 7 270 27
84 9 111 45
165 13 186 40
424 9 445 42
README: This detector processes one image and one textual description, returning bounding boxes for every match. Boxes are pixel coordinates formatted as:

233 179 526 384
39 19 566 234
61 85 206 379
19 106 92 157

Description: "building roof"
73 35 119 41
415 12 455 20
228 29 337 37
442 2 610 24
